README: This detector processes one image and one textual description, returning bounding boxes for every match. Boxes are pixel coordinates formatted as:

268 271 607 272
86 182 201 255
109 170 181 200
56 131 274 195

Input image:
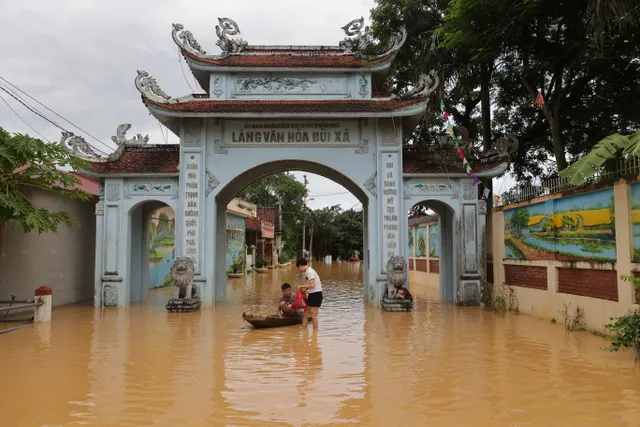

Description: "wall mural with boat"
429 224 440 258
148 207 176 289
504 189 616 261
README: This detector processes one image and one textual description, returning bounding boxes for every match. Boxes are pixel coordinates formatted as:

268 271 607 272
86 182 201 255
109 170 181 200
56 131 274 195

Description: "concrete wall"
0 186 96 306
489 178 640 332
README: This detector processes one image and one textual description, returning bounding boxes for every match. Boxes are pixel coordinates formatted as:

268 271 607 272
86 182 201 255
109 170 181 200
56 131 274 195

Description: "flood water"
1 261 640 426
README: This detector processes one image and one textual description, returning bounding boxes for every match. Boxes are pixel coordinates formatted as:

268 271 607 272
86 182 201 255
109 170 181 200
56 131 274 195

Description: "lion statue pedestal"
380 255 414 312
166 257 202 313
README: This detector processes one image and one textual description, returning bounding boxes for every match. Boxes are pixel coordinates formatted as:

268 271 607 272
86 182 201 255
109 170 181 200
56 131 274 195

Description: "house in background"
226 198 256 272
245 206 282 268
0 171 100 307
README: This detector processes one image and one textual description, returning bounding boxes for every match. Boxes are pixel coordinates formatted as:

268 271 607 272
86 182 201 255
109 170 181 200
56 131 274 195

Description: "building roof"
257 207 281 233
402 146 505 176
13 164 100 195
87 145 179 175
143 97 426 115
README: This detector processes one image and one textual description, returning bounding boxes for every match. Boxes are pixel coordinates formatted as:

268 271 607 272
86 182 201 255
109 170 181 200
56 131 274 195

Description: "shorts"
307 291 323 307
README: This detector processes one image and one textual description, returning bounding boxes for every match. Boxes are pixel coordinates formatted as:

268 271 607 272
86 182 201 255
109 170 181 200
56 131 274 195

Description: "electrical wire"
0 77 114 154
0 93 51 142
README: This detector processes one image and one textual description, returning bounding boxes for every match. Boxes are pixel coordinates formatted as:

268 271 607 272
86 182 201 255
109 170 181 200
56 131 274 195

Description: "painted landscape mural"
226 213 246 273
148 207 175 289
631 182 640 262
408 229 415 257
429 224 440 258
504 189 616 261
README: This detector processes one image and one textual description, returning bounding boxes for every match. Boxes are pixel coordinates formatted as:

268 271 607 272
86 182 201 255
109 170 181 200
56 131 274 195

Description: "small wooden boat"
242 312 307 329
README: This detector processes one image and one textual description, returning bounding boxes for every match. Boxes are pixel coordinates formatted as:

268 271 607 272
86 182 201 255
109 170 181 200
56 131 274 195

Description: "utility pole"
301 174 314 259
309 223 314 261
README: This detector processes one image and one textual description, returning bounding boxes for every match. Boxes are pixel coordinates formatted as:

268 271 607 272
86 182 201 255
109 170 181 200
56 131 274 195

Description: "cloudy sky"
0 0 513 211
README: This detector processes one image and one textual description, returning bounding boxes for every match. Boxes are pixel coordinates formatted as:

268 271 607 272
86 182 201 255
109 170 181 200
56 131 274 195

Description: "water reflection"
0 262 639 426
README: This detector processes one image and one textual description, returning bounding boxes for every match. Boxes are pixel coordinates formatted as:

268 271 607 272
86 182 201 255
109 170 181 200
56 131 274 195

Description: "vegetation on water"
562 303 586 332
490 282 519 315
605 308 640 360
254 252 267 269
227 255 245 274
0 127 92 257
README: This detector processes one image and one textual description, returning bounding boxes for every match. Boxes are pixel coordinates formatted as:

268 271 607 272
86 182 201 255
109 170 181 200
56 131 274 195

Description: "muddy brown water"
1 261 639 426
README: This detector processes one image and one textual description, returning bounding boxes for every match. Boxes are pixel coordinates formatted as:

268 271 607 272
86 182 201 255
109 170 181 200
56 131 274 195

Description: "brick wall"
415 259 427 272
505 265 548 290
487 263 494 283
409 259 415 270
557 268 618 301
429 260 439 274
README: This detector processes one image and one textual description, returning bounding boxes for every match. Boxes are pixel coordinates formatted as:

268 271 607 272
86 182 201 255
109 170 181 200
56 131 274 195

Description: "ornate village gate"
65 17 508 307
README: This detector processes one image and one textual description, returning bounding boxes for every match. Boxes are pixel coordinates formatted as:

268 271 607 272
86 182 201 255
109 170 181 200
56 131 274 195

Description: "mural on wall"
408 229 415 257
226 213 246 273
504 189 616 261
631 182 640 262
148 207 175 289
429 224 440 258
416 227 427 257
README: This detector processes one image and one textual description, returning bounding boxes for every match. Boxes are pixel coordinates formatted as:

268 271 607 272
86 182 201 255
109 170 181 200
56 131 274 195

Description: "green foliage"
493 283 519 315
559 131 640 185
227 255 245 274
0 127 92 233
621 274 640 290
254 252 267 269
605 309 640 359
307 205 363 260
482 281 493 309
370 0 640 179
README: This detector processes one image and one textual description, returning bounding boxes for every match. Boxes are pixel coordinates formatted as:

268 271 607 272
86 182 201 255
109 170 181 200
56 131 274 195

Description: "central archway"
214 160 370 302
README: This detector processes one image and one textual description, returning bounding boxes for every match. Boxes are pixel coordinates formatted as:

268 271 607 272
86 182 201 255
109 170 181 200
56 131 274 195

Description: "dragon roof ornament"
398 70 440 100
172 19 247 59
135 70 172 103
339 17 407 59
111 123 149 146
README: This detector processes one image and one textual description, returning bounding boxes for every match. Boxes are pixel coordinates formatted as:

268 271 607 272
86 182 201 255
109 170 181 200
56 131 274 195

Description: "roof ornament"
215 18 248 56
135 70 171 102
111 124 149 146
399 70 440 100
339 17 372 54
59 132 116 162
172 23 207 55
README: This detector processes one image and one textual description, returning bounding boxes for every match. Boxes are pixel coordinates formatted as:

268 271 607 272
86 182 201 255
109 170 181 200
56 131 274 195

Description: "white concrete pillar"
94 184 105 307
34 286 52 323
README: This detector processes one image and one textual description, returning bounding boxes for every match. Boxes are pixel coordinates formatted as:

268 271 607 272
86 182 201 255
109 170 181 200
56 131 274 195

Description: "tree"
0 127 92 255
510 208 530 238
237 172 307 259
307 205 363 260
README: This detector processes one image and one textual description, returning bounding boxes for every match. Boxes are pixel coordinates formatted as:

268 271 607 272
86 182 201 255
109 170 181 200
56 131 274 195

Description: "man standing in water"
296 258 322 330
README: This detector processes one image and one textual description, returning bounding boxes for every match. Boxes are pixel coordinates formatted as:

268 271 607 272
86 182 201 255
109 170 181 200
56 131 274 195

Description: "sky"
0 0 514 212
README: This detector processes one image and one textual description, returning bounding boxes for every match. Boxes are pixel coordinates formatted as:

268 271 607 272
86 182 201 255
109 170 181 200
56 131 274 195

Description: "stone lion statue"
386 255 410 300
171 256 196 300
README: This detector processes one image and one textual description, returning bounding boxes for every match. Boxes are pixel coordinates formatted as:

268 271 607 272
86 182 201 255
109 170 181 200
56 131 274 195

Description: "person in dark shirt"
277 283 303 318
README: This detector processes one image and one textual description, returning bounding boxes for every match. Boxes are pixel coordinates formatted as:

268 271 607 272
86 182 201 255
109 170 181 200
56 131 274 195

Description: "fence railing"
495 156 640 208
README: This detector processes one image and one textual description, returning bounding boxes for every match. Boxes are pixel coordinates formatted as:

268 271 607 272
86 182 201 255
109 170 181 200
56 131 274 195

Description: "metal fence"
495 157 640 208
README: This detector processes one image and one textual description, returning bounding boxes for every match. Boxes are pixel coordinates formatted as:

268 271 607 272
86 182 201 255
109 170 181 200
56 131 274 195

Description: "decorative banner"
440 99 498 204
535 92 545 106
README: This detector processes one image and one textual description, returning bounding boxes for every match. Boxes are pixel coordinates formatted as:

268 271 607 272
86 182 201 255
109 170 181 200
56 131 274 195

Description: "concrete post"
250 245 256 271
34 286 52 323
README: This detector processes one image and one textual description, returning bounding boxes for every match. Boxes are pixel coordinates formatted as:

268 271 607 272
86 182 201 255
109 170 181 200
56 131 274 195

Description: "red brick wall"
429 260 439 274
487 263 494 283
557 268 618 301
505 265 547 290
409 259 415 270
415 259 427 272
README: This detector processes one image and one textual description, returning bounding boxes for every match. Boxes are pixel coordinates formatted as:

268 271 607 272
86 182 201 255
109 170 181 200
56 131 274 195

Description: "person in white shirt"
296 257 323 330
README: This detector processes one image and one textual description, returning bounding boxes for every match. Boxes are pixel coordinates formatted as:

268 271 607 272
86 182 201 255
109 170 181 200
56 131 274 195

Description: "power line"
0 77 113 154
308 190 351 197
178 51 196 93
0 93 51 142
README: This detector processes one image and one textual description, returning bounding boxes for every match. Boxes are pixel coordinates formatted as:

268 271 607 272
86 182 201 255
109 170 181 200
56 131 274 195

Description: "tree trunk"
480 64 492 151
549 118 568 171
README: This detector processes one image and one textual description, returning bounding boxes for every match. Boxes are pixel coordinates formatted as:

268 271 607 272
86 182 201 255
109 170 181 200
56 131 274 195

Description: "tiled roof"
145 98 425 114
182 49 395 69
257 207 281 233
89 145 179 175
245 217 261 231
402 146 503 174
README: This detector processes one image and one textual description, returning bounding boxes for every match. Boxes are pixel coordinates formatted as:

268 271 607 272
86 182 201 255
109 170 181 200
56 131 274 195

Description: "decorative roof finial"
339 17 372 54
59 132 117 162
111 124 149 146
400 70 440 99
135 70 171 102
215 18 248 55
172 23 207 55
